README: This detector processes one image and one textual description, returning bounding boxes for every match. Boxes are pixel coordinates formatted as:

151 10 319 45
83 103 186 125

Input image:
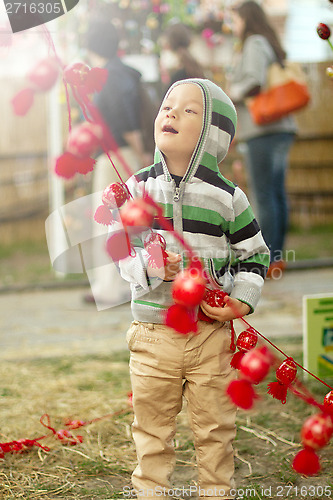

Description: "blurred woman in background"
160 23 205 89
227 0 297 277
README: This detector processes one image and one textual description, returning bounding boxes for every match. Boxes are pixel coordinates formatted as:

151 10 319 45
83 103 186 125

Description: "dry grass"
0 345 332 500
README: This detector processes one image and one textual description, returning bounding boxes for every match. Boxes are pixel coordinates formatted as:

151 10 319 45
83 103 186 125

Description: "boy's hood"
155 78 237 182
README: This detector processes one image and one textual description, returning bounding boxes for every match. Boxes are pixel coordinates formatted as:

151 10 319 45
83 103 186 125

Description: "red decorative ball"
94 205 115 226
75 156 96 175
239 346 272 384
84 67 108 93
54 153 95 179
323 390 333 415
165 304 198 334
63 62 91 86
276 357 297 386
54 152 78 179
236 328 258 352
11 88 34 116
102 182 130 209
203 288 227 307
172 267 206 308
146 243 168 269
27 58 59 91
292 448 321 476
67 122 103 158
317 22 331 40
144 232 167 250
120 197 158 228
226 379 258 409
105 231 133 262
301 413 333 450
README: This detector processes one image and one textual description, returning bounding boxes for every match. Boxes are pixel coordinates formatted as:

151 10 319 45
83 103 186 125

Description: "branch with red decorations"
11 26 333 478
317 0 333 78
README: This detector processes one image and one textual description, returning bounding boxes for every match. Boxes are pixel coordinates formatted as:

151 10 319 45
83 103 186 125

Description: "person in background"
227 0 297 277
83 19 153 306
159 22 205 89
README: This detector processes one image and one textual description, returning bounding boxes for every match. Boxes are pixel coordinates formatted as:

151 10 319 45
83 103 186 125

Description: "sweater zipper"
174 187 181 202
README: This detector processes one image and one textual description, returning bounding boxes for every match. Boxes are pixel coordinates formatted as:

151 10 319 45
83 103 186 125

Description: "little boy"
119 79 270 499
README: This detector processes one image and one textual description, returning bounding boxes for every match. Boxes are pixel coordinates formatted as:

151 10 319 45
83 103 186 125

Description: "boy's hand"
200 296 251 322
147 251 181 281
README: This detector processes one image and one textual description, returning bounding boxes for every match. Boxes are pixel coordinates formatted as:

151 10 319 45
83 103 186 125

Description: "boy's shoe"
266 260 286 279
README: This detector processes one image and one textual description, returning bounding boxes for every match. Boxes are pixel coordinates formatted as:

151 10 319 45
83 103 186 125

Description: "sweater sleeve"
227 186 270 312
228 35 273 103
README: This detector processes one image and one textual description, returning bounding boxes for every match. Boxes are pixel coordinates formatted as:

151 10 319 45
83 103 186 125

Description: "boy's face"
154 83 203 169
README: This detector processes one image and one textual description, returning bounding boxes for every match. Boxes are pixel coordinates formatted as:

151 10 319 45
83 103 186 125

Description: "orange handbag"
248 61 311 125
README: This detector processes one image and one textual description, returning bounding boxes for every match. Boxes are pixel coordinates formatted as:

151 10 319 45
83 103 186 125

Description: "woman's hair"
164 23 205 79
232 0 286 62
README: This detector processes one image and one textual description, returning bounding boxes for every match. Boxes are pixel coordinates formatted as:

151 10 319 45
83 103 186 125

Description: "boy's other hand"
200 296 251 322
147 251 181 281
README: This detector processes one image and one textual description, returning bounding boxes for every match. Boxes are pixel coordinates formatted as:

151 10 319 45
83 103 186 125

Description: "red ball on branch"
54 152 95 179
11 88 35 116
203 288 228 307
226 379 258 409
120 196 158 229
165 303 198 334
292 448 321 476
94 205 116 226
67 122 103 158
63 63 108 93
63 62 91 86
84 67 108 93
102 182 130 209
105 230 134 262
144 232 167 250
146 243 168 269
172 265 206 308
301 413 333 450
27 58 59 91
317 22 331 40
239 346 272 384
267 357 297 404
323 390 333 416
231 328 258 369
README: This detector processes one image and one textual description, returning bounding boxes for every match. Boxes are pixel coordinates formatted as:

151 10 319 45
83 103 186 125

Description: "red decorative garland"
10 24 333 478
0 394 133 460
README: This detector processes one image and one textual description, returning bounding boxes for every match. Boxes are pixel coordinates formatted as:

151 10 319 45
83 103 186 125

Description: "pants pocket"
126 321 140 350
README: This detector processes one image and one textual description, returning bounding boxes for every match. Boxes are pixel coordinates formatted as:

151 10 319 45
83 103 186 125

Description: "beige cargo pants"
126 319 237 500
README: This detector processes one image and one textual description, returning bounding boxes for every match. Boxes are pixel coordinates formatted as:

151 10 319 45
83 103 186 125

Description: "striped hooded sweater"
119 79 270 324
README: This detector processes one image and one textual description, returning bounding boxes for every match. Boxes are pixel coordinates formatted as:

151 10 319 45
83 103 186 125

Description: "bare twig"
234 449 253 476
239 425 277 446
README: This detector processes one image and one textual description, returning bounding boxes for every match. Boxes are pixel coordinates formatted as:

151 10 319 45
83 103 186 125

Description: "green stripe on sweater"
230 206 256 234
182 205 223 225
133 300 167 309
233 253 270 267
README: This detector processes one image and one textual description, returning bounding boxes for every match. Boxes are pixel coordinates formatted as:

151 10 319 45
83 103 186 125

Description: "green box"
303 294 333 378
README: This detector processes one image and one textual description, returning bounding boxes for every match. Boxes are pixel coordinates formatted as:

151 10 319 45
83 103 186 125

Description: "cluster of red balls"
226 325 333 476
11 57 59 116
55 62 110 179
